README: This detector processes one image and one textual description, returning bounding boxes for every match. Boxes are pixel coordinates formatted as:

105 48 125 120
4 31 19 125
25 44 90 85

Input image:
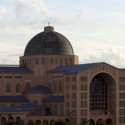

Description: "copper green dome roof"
24 26 74 56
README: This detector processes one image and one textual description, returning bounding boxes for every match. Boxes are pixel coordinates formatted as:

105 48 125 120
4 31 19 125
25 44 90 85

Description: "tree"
27 120 35 125
15 119 25 125
55 120 66 125
50 120 56 125
6 120 14 125
65 119 71 125
80 119 90 125
96 119 106 125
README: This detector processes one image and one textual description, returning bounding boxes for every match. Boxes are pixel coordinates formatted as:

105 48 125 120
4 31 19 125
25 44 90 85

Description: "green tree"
80 119 89 125
55 120 66 125
65 119 71 125
50 120 56 125
96 119 106 125
27 120 35 125
15 119 25 125
6 119 14 125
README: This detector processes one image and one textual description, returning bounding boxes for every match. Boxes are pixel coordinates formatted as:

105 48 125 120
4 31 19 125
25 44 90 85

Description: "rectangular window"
81 110 83 116
50 58 53 64
72 77 77 81
4 76 12 79
81 77 87 81
66 94 69 98
41 58 44 64
15 76 22 79
81 101 83 108
66 77 70 82
81 93 83 99
84 93 87 99
72 101 76 108
81 85 83 91
72 93 76 99
72 85 76 90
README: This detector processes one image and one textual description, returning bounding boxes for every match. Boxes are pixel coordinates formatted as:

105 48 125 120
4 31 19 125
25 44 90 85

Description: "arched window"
16 83 20 93
1 117 6 125
33 100 38 104
26 83 30 90
6 83 10 93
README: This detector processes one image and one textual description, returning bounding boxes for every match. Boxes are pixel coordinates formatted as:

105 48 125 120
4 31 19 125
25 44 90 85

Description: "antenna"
48 22 50 26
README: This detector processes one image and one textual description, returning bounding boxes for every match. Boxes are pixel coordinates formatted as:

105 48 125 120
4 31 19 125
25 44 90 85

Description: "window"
60 104 64 115
72 77 76 81
72 101 76 108
33 100 38 103
66 94 69 99
54 104 58 115
53 82 57 92
72 93 76 99
66 85 69 90
59 83 62 92
15 76 22 79
66 102 69 107
81 101 83 108
41 58 44 64
60 58 63 65
72 85 76 90
81 93 83 99
90 75 107 110
66 77 70 82
4 76 12 79
26 83 30 90
55 58 58 64
84 85 87 91
81 77 87 81
65 58 68 65
81 85 83 91
72 110 76 115
84 93 87 99
36 58 39 64
119 77 125 82
11 104 15 107
50 58 53 64
6 83 11 93
81 110 83 116
70 58 73 65
16 83 20 93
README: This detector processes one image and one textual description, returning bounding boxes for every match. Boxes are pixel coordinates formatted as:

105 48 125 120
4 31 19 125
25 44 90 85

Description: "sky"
0 0 125 68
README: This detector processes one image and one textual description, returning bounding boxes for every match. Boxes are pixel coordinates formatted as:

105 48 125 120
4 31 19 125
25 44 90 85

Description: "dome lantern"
44 26 54 32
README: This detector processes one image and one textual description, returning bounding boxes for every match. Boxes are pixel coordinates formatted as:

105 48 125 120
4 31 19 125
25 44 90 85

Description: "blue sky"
0 0 125 67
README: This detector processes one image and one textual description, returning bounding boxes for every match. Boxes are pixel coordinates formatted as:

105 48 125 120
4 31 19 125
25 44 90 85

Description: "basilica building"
0 25 124 125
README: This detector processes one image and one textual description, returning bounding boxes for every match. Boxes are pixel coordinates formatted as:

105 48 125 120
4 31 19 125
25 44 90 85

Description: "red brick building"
0 26 124 125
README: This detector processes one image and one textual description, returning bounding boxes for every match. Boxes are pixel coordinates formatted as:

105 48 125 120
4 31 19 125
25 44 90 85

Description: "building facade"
0 25 124 125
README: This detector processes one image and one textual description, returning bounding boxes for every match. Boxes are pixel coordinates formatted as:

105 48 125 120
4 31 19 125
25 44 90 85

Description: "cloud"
0 6 8 19
14 0 50 19
82 48 125 68
77 9 88 17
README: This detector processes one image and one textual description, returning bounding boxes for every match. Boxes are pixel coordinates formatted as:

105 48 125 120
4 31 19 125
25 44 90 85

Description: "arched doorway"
50 119 55 125
1 117 6 125
106 119 113 125
43 120 49 125
90 73 116 124
16 117 21 122
27 120 34 125
90 119 95 125
35 120 41 125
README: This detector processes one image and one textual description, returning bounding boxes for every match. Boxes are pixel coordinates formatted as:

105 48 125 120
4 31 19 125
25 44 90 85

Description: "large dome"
24 26 74 56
